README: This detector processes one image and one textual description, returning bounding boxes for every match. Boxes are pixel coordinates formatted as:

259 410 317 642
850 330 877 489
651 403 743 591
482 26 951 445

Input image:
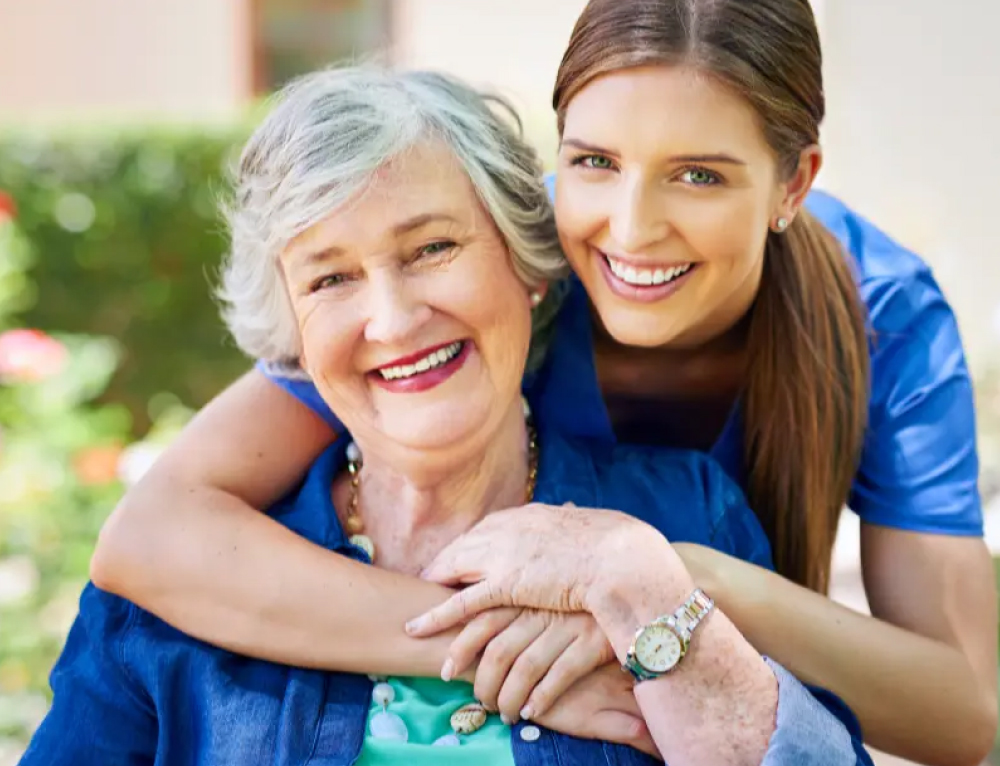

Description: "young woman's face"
555 65 795 349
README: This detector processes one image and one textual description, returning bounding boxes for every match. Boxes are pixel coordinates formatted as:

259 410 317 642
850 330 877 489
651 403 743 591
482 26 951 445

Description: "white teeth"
608 257 692 287
378 341 463 381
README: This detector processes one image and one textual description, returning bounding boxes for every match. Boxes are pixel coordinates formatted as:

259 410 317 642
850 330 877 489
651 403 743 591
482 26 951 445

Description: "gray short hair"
218 66 569 368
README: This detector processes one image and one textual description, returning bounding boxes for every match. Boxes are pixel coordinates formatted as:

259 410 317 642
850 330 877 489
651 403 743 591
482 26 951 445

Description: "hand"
409 502 686 637
534 663 659 759
449 608 615 723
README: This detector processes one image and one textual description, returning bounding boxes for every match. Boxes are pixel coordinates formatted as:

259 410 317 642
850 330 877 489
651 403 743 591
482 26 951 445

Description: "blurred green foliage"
0 129 252 433
0 212 192 755
0 332 129 743
0 215 125 748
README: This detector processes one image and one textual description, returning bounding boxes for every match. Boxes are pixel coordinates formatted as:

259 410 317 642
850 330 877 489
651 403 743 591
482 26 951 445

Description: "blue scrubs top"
262 189 983 536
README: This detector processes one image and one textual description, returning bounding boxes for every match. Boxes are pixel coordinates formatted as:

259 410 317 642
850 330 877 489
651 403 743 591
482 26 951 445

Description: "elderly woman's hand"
448 608 614 723
409 502 692 636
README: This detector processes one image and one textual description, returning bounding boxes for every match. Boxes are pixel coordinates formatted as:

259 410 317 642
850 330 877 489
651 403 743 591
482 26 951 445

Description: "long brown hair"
553 0 870 592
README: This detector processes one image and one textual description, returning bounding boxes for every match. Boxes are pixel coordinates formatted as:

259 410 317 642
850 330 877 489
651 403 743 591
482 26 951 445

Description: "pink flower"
0 191 16 223
0 329 68 382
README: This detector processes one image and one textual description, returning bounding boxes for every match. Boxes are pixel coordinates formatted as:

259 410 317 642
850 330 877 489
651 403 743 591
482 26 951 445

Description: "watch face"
635 624 684 673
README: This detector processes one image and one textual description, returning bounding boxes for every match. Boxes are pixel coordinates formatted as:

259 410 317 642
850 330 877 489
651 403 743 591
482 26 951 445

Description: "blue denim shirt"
21 428 871 766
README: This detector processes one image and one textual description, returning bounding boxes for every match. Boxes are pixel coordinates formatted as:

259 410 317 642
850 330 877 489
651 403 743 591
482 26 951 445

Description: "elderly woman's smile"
371 339 470 391
279 140 536 462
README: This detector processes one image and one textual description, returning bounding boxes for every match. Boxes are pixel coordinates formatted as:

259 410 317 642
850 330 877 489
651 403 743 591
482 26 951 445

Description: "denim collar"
283 422 607 559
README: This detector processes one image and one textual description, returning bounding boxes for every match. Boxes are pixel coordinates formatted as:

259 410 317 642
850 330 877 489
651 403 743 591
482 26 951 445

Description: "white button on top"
520 725 541 742
372 682 395 708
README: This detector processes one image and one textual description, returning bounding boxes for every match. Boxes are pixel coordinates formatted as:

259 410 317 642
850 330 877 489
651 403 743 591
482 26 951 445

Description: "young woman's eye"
572 155 616 171
678 167 722 186
309 273 348 293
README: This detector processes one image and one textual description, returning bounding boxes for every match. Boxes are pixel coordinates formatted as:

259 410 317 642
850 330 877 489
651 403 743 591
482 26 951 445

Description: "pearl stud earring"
774 217 789 233
530 292 543 307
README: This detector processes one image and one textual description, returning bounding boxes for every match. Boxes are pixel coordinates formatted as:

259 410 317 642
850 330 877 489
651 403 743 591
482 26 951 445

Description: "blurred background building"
2 0 997 355
0 1 997 764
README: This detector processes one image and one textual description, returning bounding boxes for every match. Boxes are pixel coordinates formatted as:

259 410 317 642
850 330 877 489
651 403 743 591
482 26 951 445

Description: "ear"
777 144 823 222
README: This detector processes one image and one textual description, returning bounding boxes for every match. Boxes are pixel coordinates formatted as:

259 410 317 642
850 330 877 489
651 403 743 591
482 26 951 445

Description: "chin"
594 301 690 349
377 400 495 455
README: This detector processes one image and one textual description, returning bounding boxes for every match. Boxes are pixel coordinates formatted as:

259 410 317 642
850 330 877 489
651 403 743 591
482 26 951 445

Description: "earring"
529 292 543 307
773 217 789 233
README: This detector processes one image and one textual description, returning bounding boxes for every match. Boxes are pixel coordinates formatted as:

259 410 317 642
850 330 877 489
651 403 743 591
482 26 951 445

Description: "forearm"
592 581 868 766
588 552 778 766
706 553 997 766
92 482 457 676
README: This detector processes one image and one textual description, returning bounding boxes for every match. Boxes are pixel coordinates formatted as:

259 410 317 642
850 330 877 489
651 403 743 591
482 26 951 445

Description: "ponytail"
743 210 870 592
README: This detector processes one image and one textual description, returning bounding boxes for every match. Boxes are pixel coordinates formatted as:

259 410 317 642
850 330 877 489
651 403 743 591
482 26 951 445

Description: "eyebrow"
560 138 747 166
291 212 460 268
391 212 459 236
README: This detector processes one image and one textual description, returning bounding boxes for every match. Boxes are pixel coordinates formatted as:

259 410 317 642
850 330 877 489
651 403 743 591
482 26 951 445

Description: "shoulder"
56 583 154 709
805 190 969 405
805 190 951 336
807 195 982 532
805 189 930 285
256 360 344 432
265 441 348 544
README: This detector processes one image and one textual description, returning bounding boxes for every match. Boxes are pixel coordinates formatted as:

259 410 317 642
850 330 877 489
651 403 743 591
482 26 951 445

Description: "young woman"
91 1 997 763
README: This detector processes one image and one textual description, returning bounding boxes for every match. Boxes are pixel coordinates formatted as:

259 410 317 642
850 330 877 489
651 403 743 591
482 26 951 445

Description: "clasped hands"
405 502 706 757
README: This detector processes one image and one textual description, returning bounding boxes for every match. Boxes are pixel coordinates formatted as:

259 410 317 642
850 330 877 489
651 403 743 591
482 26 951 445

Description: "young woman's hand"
449 608 614 723
534 663 658 759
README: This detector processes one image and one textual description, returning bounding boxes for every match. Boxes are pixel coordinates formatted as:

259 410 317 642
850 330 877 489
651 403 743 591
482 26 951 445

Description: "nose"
609 175 669 253
363 271 433 345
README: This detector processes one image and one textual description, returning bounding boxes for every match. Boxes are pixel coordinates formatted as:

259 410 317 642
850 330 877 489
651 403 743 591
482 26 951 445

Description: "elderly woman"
22 68 868 766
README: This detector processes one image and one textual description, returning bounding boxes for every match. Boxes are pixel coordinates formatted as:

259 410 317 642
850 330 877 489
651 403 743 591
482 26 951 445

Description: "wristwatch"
622 588 715 682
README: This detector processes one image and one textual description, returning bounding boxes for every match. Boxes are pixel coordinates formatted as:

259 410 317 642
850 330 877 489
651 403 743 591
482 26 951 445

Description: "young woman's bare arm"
678 529 998 766
90 369 457 675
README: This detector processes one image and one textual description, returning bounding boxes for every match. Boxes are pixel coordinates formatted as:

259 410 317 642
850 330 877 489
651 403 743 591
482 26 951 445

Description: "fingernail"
440 659 454 682
520 705 533 721
405 618 421 635
500 714 512 726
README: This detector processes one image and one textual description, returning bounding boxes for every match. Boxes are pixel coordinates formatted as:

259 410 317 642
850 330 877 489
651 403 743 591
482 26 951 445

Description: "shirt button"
520 725 541 742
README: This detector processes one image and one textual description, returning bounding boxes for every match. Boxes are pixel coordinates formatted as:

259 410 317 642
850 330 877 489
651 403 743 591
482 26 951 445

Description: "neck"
347 401 531 571
593 302 750 398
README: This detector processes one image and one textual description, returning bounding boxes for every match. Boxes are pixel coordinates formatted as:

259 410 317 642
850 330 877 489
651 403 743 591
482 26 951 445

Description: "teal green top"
357 677 515 766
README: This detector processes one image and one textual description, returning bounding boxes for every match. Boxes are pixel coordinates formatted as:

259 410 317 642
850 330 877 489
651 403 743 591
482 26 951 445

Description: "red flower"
0 329 68 382
0 191 16 222
73 443 125 485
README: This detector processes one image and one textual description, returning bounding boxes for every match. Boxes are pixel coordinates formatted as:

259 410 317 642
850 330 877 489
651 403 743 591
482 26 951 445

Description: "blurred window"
253 0 391 93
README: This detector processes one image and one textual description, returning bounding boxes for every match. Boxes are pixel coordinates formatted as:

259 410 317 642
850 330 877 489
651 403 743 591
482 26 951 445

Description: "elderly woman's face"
280 141 533 456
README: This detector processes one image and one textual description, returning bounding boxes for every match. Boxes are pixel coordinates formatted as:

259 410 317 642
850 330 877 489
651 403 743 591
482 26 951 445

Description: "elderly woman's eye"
678 167 722 187
416 240 457 259
309 274 347 292
573 155 615 171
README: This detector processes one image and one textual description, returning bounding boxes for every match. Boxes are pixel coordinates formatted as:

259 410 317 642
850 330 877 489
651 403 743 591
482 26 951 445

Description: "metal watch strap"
664 587 714 641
